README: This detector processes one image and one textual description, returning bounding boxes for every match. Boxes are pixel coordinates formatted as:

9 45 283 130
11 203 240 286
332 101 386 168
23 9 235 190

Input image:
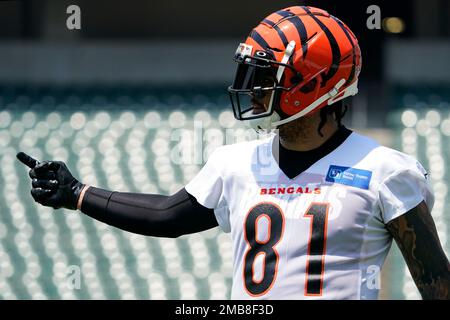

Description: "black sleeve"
80 187 219 238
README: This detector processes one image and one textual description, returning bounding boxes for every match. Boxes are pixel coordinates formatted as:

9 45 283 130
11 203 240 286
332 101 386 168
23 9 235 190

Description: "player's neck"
279 120 339 152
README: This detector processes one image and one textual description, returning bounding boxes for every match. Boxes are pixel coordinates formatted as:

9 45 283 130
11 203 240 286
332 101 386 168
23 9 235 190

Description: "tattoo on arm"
386 201 450 299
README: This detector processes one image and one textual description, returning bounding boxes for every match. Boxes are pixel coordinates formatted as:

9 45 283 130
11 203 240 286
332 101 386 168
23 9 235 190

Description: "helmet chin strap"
246 79 358 132
271 78 358 127
245 111 281 133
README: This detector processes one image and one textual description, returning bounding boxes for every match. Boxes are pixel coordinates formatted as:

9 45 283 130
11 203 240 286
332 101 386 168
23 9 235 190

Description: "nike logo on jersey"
325 165 372 190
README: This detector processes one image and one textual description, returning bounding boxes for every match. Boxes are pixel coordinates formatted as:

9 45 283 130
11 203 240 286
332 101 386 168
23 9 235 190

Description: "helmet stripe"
286 16 309 60
262 19 275 27
302 6 341 87
276 10 294 18
330 16 356 85
273 24 289 48
249 30 270 49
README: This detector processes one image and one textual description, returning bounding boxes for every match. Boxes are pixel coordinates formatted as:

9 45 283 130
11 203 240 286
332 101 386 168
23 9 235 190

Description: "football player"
17 6 449 299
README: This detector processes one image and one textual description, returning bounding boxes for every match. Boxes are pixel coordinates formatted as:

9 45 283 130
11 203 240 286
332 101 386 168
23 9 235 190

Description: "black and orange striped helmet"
228 6 361 131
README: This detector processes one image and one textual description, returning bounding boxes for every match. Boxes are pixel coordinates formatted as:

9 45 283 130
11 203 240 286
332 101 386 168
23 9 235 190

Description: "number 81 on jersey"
243 202 329 296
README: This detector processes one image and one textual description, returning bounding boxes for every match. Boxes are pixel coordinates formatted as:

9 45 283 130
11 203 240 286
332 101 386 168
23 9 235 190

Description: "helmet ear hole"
299 78 318 93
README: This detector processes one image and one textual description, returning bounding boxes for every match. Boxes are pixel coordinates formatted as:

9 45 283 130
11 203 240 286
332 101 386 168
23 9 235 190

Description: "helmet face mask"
228 44 300 122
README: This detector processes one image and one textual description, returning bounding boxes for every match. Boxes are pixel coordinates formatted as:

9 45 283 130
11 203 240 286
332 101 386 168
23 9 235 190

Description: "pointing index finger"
16 152 40 169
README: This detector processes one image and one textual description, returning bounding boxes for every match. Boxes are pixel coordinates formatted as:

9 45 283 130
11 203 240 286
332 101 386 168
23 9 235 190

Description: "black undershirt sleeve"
80 187 219 238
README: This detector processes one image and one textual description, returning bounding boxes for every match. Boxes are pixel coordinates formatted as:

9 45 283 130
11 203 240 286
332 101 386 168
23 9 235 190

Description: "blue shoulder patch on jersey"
325 165 372 190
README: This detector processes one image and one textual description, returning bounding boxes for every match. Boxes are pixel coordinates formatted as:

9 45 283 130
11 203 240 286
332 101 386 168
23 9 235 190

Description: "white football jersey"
185 132 434 300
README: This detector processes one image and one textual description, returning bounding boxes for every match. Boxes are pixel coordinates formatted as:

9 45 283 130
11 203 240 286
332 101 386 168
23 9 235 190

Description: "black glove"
16 152 85 210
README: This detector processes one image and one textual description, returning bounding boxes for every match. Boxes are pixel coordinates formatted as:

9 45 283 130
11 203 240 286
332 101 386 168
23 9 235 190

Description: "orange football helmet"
228 6 362 131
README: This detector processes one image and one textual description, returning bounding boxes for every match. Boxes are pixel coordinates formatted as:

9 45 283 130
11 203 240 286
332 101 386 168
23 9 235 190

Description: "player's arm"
79 186 218 237
16 152 218 238
386 201 450 299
